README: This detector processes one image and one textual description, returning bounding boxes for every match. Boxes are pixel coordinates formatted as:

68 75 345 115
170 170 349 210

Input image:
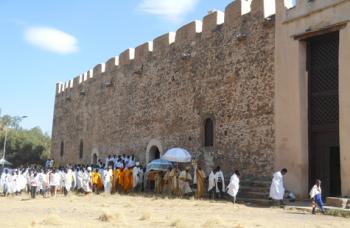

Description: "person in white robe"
49 169 60 197
1 169 10 196
30 172 39 199
18 170 27 193
82 168 92 193
269 168 288 204
208 169 217 200
226 170 240 203
132 165 140 191
103 167 112 194
8 171 16 195
214 167 225 199
62 169 73 196
76 168 84 192
42 170 50 198
25 170 32 193
105 155 112 169
178 167 192 196
12 170 20 195
37 170 44 194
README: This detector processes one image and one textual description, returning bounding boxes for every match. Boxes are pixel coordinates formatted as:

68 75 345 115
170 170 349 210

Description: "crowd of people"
0 154 241 203
0 154 326 215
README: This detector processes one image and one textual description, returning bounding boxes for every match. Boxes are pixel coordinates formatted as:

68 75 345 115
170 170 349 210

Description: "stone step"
326 197 350 209
237 197 274 206
240 180 271 188
284 205 350 217
238 191 269 199
239 185 270 192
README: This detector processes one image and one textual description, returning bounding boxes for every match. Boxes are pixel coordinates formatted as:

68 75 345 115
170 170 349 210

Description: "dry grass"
170 218 188 228
0 194 349 228
202 217 227 228
40 214 63 225
139 211 151 221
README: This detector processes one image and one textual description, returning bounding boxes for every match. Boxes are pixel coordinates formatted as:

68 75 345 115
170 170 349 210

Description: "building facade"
51 0 350 198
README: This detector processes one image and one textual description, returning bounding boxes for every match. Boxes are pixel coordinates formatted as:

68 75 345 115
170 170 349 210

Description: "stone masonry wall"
51 0 275 177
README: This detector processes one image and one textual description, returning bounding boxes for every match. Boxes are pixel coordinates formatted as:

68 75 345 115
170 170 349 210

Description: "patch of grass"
326 209 350 218
40 214 63 225
139 212 151 221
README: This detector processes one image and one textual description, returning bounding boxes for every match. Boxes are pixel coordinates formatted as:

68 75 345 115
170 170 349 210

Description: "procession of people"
0 152 326 215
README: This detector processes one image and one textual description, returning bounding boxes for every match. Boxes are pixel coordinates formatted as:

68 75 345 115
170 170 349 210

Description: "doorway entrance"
92 153 98 166
149 146 160 161
308 31 341 197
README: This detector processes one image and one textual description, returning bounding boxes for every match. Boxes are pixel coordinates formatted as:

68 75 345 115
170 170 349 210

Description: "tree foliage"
0 110 51 167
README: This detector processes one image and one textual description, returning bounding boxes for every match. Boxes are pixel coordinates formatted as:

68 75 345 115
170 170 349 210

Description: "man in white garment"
178 166 192 196
68 168 76 191
105 155 112 169
76 168 83 192
82 167 92 193
103 167 112 194
132 164 140 192
42 170 50 198
269 168 288 205
49 169 61 197
226 170 240 204
62 169 73 196
214 166 225 199
1 169 10 196
208 169 217 200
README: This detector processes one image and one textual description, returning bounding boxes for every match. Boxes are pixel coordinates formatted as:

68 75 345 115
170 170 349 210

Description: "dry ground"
0 193 349 228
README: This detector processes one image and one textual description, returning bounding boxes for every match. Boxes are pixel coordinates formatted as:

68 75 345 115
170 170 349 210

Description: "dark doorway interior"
308 31 341 197
149 146 160 161
92 154 98 165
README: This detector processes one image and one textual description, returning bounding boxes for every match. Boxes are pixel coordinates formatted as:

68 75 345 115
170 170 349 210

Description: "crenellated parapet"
55 0 282 97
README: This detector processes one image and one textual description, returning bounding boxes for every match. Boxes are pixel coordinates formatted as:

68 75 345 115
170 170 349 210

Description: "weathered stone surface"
326 197 349 209
51 1 275 178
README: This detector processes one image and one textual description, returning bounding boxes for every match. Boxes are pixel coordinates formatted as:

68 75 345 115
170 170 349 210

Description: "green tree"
0 111 51 167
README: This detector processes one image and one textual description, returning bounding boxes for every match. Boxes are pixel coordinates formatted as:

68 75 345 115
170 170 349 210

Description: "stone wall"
51 0 276 177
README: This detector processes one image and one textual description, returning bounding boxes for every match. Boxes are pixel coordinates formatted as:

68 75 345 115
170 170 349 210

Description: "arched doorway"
92 154 98 165
146 139 163 164
91 148 99 165
149 146 160 161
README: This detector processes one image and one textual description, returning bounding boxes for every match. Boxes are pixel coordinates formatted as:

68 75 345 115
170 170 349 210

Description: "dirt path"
0 194 349 227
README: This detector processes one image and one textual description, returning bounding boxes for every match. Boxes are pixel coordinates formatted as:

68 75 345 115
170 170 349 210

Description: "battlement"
55 0 293 96
278 0 348 23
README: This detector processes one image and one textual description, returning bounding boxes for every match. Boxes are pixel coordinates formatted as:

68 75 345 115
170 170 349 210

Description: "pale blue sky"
0 0 292 134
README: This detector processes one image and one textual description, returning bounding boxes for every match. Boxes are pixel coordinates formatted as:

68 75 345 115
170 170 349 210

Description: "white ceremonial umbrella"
0 158 12 166
162 148 192 163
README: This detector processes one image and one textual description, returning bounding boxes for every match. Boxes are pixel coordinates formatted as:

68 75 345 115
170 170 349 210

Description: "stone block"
119 48 135 66
153 32 175 53
105 56 119 72
176 20 202 45
135 41 153 62
326 197 348 208
203 10 224 38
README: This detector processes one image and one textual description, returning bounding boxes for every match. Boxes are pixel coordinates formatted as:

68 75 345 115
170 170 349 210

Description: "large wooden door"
308 32 341 197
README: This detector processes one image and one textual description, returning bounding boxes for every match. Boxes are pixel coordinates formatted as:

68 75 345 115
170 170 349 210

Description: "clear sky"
0 0 292 135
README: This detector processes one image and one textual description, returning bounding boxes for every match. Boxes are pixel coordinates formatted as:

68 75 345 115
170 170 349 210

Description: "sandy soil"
0 193 349 228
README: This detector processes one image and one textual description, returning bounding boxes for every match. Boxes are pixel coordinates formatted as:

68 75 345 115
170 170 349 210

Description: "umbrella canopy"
0 158 12 166
147 159 173 172
162 148 192 163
